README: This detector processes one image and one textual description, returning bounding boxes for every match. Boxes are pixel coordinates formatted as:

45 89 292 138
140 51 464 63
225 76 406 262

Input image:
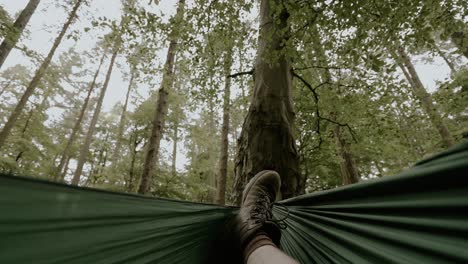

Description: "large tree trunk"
214 53 232 205
0 0 40 69
138 0 185 194
0 0 82 148
109 70 135 168
234 0 301 203
55 53 106 181
396 46 455 148
71 46 119 185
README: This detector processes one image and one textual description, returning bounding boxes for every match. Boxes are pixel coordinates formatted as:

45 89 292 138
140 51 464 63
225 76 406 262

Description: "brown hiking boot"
236 170 283 251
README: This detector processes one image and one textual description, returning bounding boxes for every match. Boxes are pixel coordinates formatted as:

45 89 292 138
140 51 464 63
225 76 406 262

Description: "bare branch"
292 71 323 148
227 69 254 78
292 70 358 147
291 71 323 101
294 65 344 71
320 117 358 143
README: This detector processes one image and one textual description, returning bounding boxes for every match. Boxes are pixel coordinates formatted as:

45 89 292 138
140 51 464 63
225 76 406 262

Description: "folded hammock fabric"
1 141 467 264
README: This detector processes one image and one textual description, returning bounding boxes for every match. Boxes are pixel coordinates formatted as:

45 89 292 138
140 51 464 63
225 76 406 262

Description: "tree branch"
227 69 254 78
292 71 323 148
294 65 344 71
320 117 358 143
292 70 358 147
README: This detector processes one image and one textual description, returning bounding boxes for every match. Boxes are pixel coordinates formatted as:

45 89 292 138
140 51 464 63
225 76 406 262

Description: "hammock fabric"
1 142 467 264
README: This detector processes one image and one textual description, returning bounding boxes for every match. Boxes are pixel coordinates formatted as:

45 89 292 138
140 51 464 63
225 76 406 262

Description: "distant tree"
138 0 186 194
55 52 106 181
395 46 455 148
0 0 83 148
0 0 40 69
72 37 120 185
108 67 135 170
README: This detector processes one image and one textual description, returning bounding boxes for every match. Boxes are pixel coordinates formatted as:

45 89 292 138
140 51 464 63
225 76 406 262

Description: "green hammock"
1 142 467 264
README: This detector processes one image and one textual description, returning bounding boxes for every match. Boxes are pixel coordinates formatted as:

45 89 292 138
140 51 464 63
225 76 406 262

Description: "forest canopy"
0 0 466 205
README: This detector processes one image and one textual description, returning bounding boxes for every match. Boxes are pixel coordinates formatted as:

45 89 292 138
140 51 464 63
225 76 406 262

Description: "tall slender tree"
214 52 232 205
55 52 106 180
109 68 135 169
169 74 183 178
171 120 178 177
234 0 302 202
71 42 119 185
396 46 455 148
0 0 83 148
0 0 40 69
333 126 360 184
138 0 185 194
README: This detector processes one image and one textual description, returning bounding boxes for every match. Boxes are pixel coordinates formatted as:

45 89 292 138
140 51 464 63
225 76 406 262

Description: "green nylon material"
1 141 467 263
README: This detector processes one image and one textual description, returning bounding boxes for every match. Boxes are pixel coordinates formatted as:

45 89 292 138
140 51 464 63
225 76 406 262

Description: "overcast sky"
0 0 455 173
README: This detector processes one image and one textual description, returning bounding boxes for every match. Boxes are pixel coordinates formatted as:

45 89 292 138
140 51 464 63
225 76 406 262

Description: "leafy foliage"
0 0 466 203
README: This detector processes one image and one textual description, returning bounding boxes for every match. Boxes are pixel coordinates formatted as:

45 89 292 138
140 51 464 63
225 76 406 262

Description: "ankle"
243 232 277 263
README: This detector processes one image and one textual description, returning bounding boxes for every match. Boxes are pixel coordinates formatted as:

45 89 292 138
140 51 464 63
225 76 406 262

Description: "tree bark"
138 0 185 194
55 53 106 181
109 70 135 168
234 0 301 203
71 46 119 185
0 0 40 69
215 53 232 205
396 46 455 148
0 0 82 148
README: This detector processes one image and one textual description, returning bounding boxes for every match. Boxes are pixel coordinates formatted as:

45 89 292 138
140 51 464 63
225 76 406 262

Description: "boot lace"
249 193 289 229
